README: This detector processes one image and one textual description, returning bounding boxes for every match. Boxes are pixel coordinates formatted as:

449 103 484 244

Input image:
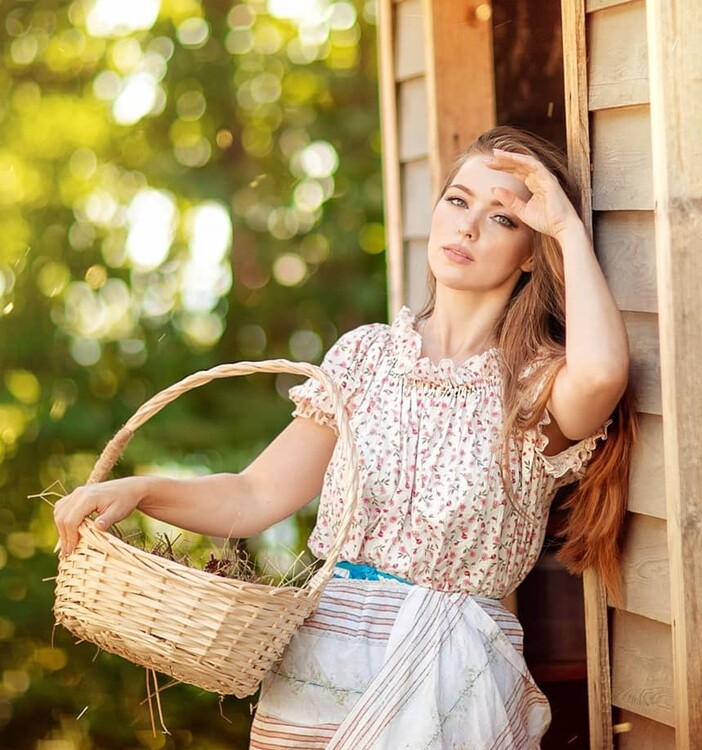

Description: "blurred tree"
0 0 384 747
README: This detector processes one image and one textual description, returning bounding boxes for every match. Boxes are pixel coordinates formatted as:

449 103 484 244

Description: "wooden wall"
378 0 495 316
579 0 674 746
562 0 678 746
564 0 702 746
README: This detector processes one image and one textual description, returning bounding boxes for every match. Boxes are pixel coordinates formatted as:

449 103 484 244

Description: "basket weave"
53 359 359 698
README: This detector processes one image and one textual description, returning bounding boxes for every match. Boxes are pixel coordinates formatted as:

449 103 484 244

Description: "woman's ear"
520 254 535 273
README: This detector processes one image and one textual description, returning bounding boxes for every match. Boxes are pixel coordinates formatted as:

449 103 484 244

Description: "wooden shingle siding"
591 106 653 211
611 610 675 726
398 77 429 161
586 0 637 11
628 414 665 520
401 159 432 240
622 311 661 416
615 513 671 624
594 211 656 314
588 1 648 110
394 0 424 81
617 709 676 750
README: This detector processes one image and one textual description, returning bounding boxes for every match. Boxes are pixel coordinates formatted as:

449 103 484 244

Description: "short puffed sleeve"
532 409 611 489
520 355 610 489
288 325 375 435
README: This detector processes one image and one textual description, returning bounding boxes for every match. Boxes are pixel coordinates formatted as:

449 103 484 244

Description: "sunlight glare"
268 0 327 22
126 189 177 271
112 72 160 125
182 202 233 312
86 0 161 38
188 202 232 264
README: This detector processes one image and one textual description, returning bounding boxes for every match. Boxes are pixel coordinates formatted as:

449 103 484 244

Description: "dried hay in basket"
53 360 359 699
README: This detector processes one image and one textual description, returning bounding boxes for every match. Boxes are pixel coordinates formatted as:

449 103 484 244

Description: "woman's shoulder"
321 317 394 375
334 305 422 350
332 318 393 351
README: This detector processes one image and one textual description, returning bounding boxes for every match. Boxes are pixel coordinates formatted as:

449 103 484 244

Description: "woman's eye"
446 195 467 208
494 214 516 228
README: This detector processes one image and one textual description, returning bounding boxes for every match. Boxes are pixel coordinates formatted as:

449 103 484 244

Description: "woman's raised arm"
54 416 337 556
487 149 630 440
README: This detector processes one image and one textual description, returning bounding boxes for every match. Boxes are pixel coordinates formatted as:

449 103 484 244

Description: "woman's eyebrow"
448 183 505 208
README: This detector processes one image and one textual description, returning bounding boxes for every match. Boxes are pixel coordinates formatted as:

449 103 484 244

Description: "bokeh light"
86 0 160 38
125 189 177 271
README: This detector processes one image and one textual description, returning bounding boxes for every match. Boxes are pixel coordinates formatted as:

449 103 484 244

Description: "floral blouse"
289 306 608 599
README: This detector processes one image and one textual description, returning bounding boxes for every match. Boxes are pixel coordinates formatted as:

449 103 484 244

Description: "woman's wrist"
133 474 159 513
553 214 589 251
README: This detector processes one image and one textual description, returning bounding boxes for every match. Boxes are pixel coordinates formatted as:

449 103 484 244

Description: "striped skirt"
250 579 550 749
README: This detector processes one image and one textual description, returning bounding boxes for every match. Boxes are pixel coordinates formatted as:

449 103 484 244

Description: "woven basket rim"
75 519 317 598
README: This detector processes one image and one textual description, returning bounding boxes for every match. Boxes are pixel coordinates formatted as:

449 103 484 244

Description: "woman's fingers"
485 149 554 188
54 488 96 556
491 186 527 215
53 478 144 556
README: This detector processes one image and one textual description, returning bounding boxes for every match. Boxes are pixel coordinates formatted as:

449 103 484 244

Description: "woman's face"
427 155 535 296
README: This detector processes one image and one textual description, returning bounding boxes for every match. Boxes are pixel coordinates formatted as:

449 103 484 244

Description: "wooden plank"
594 211 656 313
588 1 649 110
628 413 665 519
616 709 676 750
395 0 425 81
591 106 653 211
398 77 429 161
424 0 495 193
587 0 636 11
614 513 670 624
562 2 612 746
562 0 594 230
623 311 661 416
611 610 675 726
405 238 428 311
402 158 432 239
647 0 702 745
377 0 405 317
582 568 614 749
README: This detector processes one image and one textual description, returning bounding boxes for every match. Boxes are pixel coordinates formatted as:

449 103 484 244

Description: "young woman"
54 126 636 748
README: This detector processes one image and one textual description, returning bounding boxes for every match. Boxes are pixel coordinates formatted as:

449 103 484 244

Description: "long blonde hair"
417 126 637 600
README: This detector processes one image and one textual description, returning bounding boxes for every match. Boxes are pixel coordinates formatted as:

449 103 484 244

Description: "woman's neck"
419 289 508 364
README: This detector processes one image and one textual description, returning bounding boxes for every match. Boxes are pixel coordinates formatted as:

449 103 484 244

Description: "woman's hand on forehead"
483 148 581 241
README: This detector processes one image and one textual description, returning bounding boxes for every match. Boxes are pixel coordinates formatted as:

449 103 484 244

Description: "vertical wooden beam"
646 1 702 746
423 0 495 196
561 2 614 748
561 0 593 231
377 0 405 318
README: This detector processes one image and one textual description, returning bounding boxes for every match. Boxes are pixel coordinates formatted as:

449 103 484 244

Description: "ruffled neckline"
391 306 503 387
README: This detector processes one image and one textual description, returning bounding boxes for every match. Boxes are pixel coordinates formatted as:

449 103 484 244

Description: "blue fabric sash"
332 560 412 585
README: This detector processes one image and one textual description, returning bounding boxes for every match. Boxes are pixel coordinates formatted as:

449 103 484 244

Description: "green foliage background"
0 0 385 747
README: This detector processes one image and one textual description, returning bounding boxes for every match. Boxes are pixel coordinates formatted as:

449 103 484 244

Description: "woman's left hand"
484 148 581 241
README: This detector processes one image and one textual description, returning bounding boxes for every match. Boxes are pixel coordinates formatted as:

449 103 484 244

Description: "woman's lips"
442 245 474 264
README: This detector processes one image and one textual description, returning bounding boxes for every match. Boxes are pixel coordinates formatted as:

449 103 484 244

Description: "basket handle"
86 359 360 585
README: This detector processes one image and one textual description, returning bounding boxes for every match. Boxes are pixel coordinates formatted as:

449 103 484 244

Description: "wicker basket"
53 359 359 698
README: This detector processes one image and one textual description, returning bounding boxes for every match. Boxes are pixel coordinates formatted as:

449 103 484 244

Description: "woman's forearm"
137 473 271 539
55 416 336 556
555 218 630 391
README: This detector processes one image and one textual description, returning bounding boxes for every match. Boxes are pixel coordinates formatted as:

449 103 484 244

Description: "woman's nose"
460 213 479 239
